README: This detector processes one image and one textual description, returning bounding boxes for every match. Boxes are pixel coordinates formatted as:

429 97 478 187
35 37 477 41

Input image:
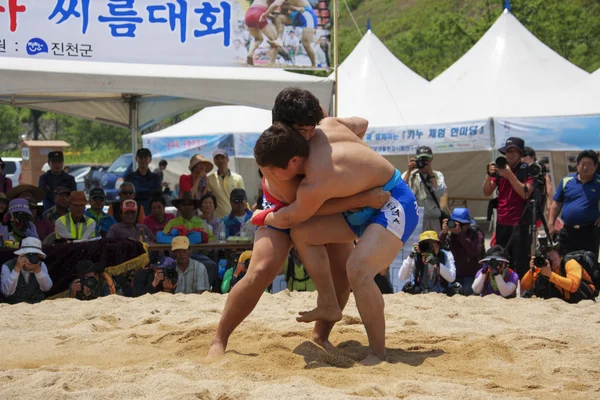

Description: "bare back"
304 118 395 198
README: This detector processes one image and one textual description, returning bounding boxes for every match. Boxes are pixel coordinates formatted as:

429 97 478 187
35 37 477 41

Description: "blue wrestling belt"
343 169 402 226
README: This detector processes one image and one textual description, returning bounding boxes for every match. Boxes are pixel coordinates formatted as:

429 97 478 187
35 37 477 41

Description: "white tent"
332 30 429 126
415 9 590 124
0 56 334 151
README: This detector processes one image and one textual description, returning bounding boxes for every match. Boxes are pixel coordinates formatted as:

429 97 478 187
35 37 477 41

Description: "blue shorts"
342 169 418 243
263 195 291 235
290 7 318 29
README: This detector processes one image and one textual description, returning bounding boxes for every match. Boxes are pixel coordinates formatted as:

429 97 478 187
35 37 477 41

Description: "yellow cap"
419 230 440 243
171 236 190 251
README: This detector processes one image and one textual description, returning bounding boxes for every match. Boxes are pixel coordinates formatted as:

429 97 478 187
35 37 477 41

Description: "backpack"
286 253 315 292
221 251 252 294
563 250 599 297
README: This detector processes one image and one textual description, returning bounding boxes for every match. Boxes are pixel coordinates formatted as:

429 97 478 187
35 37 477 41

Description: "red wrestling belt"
262 178 287 210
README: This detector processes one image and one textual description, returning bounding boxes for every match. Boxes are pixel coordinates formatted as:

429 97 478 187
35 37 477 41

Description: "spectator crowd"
0 140 598 305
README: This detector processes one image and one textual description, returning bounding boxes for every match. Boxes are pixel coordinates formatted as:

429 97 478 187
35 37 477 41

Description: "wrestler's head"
254 122 309 181
272 87 323 140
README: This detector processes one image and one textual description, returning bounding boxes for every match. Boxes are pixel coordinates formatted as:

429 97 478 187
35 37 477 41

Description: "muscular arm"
315 188 387 216
264 181 328 229
333 117 369 139
263 0 285 17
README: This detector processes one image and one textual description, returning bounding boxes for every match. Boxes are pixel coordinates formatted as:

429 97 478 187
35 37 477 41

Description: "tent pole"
129 95 139 168
333 0 339 117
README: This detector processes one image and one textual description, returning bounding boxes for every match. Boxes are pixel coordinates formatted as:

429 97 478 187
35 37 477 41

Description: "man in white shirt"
1 237 53 304
171 236 210 294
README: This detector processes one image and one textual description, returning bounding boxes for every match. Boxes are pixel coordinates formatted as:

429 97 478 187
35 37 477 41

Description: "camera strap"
418 172 442 212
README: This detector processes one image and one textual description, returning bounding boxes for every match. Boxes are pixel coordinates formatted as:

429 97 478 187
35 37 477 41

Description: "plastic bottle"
218 221 227 243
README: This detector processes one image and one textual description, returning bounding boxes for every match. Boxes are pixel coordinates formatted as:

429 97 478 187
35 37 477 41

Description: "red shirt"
491 163 533 226
142 213 176 236
179 174 206 197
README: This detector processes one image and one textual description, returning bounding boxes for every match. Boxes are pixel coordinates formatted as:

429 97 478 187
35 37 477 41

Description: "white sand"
1 291 599 399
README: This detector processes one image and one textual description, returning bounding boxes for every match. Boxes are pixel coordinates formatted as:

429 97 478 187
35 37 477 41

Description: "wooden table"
147 241 253 252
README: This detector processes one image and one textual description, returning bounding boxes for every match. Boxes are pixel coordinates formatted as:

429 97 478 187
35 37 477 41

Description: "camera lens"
447 220 457 229
416 158 426 169
488 258 499 269
495 156 507 168
534 255 547 268
164 268 178 284
82 276 99 290
418 242 431 253
26 253 40 264
527 162 541 177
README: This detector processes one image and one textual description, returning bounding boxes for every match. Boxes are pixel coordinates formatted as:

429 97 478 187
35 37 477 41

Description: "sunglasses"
120 191 134 195
231 199 246 203
91 196 105 201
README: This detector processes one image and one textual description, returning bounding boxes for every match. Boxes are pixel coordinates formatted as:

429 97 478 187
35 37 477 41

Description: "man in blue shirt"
84 188 117 237
549 150 600 259
124 148 161 216
38 151 76 211
222 189 253 238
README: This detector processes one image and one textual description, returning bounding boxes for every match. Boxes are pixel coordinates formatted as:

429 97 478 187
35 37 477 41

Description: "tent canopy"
415 9 590 124
144 105 272 138
332 30 428 127
0 57 334 130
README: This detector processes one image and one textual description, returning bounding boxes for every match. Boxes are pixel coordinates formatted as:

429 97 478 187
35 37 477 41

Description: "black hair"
200 193 217 209
150 195 166 208
159 160 168 166
272 87 324 127
576 150 599 166
523 146 536 161
254 123 310 169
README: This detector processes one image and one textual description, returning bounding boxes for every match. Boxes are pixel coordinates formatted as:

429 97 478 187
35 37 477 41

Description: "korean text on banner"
143 134 234 161
0 0 331 70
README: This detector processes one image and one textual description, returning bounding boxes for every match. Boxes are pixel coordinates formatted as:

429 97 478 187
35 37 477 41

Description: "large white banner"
0 0 331 69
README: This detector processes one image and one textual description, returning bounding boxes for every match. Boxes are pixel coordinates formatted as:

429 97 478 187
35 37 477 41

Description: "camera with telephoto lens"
489 156 508 178
416 158 427 169
533 247 549 268
527 161 546 178
447 219 458 229
418 241 432 254
80 276 99 291
25 253 40 265
163 268 178 285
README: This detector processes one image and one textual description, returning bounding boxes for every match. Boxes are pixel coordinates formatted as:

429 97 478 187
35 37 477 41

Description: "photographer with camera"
1 237 52 304
402 146 448 232
69 260 116 300
472 246 518 298
398 231 456 294
521 147 554 218
439 208 485 295
521 240 596 303
483 137 534 277
548 150 600 260
133 256 178 296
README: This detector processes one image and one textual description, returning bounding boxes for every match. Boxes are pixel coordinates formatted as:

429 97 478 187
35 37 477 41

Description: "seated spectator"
54 191 96 242
521 241 596 303
163 192 215 239
6 184 45 204
439 208 485 295
1 199 39 244
171 236 210 294
106 200 155 243
29 201 53 242
199 193 221 237
69 260 116 300
222 189 253 237
179 155 213 199
0 157 13 194
0 193 8 220
1 237 52 304
133 256 178 296
472 246 518 298
142 195 175 236
85 188 117 237
42 186 70 224
399 231 456 294
108 182 146 223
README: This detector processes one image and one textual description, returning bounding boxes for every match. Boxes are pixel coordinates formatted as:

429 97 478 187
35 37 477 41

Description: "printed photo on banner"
236 0 331 69
0 0 330 69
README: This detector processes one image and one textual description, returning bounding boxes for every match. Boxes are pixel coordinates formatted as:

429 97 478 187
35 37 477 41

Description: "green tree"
0 106 24 150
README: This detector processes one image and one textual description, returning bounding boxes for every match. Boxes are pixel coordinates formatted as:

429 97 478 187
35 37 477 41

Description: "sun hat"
14 237 46 257
188 155 214 173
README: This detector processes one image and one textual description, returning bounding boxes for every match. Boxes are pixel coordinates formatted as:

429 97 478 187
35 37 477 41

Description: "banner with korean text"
143 133 233 161
0 0 331 69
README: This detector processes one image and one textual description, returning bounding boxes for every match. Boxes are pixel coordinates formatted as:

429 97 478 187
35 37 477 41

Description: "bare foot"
360 353 386 366
296 306 342 323
246 55 254 66
312 332 337 352
206 340 226 359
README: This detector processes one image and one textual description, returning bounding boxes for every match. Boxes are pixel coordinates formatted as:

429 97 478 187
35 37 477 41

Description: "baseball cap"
8 198 32 216
89 188 106 200
416 146 433 159
53 186 71 196
48 151 64 162
150 256 176 269
230 188 247 203
121 199 138 212
213 149 228 158
499 137 525 155
419 230 440 243
171 236 190 251
136 148 152 158
479 246 510 264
